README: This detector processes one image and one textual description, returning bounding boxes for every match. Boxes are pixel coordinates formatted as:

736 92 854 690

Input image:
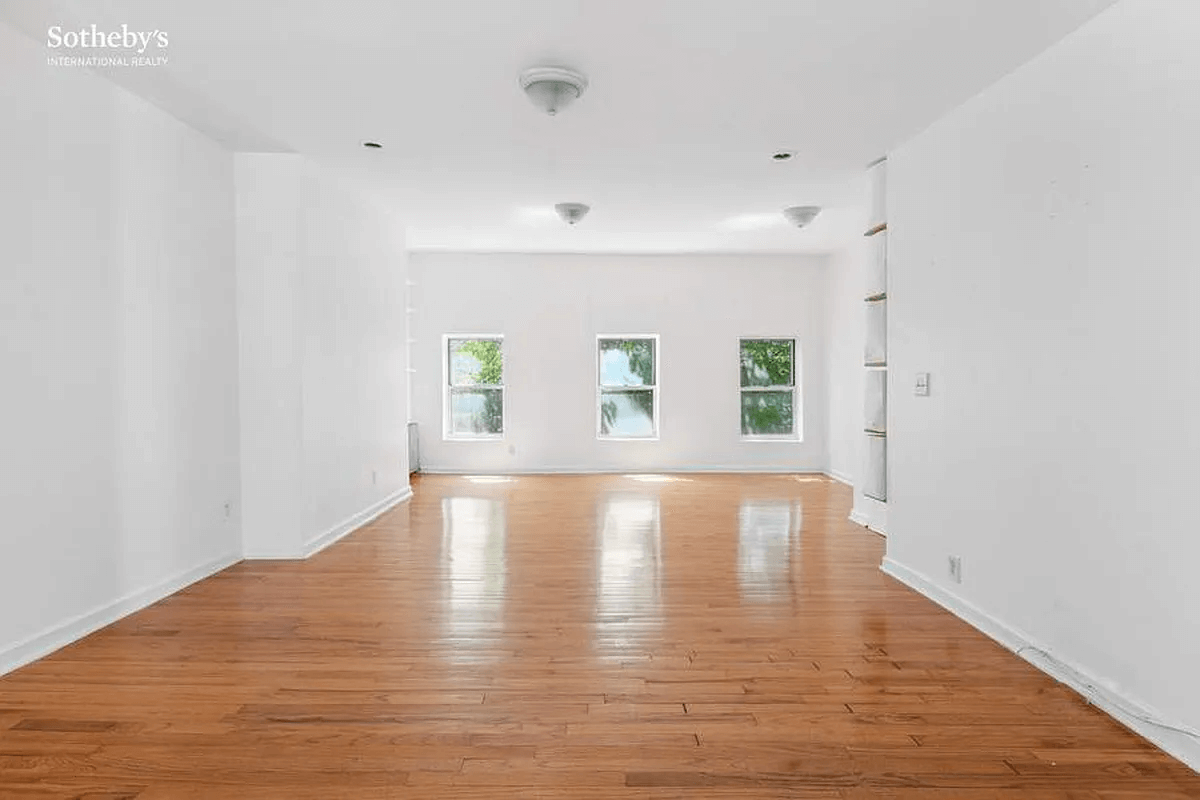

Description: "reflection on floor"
0 473 1197 798
441 496 506 660
737 499 801 605
596 494 662 653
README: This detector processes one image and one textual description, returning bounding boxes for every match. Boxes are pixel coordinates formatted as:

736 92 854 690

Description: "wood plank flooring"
1 473 1196 798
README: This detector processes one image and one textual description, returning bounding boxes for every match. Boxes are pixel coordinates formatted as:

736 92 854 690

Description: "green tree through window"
598 336 657 437
447 337 503 436
740 339 796 437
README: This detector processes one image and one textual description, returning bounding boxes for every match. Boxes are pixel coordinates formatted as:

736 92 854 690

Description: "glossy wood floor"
1 474 1197 798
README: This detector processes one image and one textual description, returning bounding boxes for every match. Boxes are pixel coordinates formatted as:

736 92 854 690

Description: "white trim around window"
738 337 802 442
596 333 660 441
442 334 506 441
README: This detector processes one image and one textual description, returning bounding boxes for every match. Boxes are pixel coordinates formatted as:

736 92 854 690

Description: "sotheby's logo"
46 24 169 68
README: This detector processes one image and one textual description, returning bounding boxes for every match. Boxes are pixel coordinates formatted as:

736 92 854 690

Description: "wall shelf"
865 292 887 302
864 222 888 237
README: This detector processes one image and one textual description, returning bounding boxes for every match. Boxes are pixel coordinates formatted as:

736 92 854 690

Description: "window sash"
739 338 795 389
597 335 659 438
450 383 501 393
447 338 504 387
739 386 796 438
598 388 657 438
597 337 657 388
446 386 505 438
739 337 797 439
444 335 505 439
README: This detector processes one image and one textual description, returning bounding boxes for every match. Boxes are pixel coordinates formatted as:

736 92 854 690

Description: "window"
740 338 799 439
444 336 504 438
597 335 658 439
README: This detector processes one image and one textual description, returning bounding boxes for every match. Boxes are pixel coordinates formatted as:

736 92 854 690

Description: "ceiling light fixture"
782 205 821 228
772 150 795 161
519 66 588 116
555 202 590 225
362 141 382 149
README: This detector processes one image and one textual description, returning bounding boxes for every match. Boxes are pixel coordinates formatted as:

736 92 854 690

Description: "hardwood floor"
1 473 1196 798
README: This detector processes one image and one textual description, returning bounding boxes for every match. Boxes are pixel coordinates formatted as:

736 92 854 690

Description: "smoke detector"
782 206 821 228
520 66 589 115
555 203 590 225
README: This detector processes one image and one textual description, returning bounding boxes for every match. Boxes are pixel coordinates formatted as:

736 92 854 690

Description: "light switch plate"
915 372 930 396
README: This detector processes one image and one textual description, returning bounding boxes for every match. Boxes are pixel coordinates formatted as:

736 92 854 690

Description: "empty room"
1 0 1198 797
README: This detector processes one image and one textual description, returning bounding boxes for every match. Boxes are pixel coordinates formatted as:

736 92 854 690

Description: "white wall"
237 155 410 557
299 163 410 542
410 253 828 473
0 20 241 671
825 243 865 484
235 155 305 558
885 0 1200 768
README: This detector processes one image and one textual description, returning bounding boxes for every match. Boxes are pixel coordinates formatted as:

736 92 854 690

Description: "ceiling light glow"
513 206 563 225
719 212 787 232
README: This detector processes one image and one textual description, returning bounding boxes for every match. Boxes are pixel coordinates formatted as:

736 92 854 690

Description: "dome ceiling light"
782 205 821 228
519 66 589 116
555 203 590 225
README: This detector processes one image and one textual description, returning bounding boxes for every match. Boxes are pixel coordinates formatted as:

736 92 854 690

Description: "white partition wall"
883 1 1200 769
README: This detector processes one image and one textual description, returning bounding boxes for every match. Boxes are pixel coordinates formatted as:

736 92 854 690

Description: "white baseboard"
849 508 887 536
0 551 240 678
881 557 1200 774
418 466 830 476
850 494 888 536
825 470 853 486
300 486 413 558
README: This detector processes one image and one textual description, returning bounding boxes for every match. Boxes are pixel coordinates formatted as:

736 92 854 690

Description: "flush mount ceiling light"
771 150 795 161
555 202 590 225
782 205 822 228
362 141 382 149
519 66 589 116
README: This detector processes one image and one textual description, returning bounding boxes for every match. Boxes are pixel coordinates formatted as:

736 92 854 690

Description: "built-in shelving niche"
863 157 888 503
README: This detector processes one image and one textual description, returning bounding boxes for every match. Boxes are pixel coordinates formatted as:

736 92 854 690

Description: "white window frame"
596 334 660 441
739 337 802 442
443 334 506 441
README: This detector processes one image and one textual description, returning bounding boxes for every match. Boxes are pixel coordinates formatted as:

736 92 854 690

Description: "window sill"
741 435 803 443
444 434 505 442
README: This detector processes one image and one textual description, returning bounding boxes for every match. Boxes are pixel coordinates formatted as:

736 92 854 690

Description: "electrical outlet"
948 555 963 584
223 502 231 519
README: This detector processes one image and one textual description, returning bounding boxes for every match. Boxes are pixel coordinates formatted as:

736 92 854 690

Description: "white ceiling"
2 0 1116 253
